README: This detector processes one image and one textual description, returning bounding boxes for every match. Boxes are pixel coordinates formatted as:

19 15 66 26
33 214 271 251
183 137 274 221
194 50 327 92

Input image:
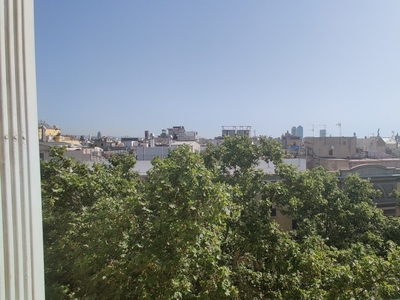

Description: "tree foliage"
42 138 400 299
270 164 387 250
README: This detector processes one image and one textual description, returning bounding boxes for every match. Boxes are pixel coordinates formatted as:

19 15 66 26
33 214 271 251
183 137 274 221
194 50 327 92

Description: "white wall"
136 146 169 160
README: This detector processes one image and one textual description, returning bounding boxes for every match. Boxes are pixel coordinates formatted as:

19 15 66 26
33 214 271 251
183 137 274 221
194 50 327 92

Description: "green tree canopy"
42 138 400 299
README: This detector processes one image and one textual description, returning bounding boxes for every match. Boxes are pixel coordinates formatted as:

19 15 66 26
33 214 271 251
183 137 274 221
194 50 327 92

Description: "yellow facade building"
38 121 61 142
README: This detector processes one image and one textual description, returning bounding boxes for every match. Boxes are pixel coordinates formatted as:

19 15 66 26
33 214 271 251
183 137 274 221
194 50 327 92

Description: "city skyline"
37 119 392 140
35 1 400 139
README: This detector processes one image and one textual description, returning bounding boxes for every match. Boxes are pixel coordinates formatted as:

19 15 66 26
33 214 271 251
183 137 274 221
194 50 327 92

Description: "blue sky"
35 1 400 139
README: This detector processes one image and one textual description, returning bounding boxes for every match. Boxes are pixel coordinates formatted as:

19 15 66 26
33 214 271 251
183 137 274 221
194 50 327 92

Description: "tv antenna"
336 122 342 137
308 124 314 137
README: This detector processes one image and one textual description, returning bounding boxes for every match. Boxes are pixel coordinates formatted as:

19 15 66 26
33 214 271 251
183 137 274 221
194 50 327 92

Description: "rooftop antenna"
336 122 342 137
308 124 314 137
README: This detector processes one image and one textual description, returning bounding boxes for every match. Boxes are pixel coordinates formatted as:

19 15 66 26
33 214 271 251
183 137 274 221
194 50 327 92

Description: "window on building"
270 206 277 217
383 209 396 216
291 219 298 230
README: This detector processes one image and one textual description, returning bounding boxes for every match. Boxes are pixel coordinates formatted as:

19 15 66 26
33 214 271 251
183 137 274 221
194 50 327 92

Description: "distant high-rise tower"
320 129 326 137
291 126 297 136
296 125 303 139
97 131 102 139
